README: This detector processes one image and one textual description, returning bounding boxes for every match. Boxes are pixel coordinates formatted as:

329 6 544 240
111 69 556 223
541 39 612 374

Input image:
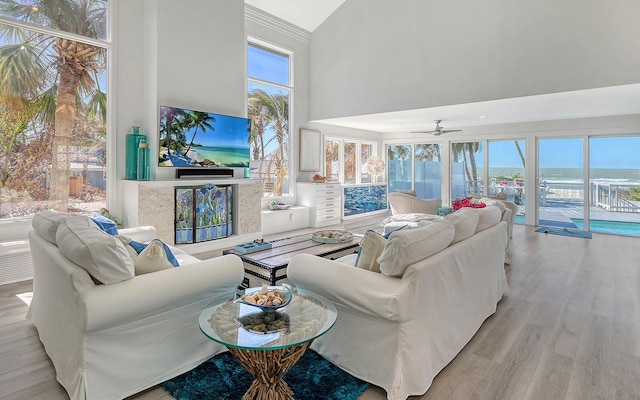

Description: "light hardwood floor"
2 221 639 400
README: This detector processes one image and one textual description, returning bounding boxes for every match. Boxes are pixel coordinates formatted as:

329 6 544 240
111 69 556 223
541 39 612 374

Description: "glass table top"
199 286 337 351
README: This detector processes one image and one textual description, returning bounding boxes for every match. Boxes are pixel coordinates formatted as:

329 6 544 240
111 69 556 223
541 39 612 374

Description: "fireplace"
174 184 233 244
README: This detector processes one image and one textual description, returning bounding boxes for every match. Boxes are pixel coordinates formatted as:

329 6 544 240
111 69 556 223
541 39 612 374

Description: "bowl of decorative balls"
235 284 292 311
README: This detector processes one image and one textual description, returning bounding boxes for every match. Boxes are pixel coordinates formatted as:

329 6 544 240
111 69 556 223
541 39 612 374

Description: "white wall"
114 0 246 217
310 0 640 121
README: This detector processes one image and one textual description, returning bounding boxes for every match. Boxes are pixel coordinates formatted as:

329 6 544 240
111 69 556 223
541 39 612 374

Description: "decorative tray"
311 230 354 243
234 241 272 254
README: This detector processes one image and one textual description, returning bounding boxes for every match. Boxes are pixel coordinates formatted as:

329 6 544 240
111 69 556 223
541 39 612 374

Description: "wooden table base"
227 342 312 400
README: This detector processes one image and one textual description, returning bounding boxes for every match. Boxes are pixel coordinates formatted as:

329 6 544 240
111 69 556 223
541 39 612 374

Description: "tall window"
451 142 483 199
0 1 109 223
324 137 377 184
415 144 442 199
387 145 413 193
247 40 292 196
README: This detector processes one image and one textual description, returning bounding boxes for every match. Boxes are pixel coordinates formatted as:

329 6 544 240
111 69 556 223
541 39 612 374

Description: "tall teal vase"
125 126 145 180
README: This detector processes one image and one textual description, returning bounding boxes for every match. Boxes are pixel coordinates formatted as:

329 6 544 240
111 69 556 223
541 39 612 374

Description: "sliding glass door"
537 138 585 228
588 137 640 236
488 140 526 222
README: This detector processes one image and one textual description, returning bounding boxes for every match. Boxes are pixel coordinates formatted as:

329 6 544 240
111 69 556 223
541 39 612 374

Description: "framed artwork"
299 128 321 172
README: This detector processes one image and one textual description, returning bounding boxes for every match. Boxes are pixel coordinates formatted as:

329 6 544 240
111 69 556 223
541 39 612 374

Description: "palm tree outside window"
247 40 291 196
0 0 109 220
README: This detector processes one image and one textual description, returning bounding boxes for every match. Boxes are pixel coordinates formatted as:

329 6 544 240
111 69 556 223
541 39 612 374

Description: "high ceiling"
246 1 640 133
245 0 346 32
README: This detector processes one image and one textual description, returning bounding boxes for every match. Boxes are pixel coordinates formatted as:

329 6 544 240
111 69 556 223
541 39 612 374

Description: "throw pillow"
475 205 502 232
445 208 480 244
90 212 119 236
32 209 67 244
116 235 180 272
378 221 455 277
134 239 178 275
355 231 387 273
56 216 134 284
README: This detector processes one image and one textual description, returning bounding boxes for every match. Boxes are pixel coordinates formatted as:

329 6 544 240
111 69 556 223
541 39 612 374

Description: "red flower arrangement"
452 197 487 211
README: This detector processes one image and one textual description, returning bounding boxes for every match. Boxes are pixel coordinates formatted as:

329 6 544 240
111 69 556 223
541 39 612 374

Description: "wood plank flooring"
1 220 639 400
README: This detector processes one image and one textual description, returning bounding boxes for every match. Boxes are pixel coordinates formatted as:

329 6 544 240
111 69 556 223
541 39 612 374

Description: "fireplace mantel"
121 179 262 253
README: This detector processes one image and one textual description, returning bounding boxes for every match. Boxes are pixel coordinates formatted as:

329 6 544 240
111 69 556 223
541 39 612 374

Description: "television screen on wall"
158 105 251 168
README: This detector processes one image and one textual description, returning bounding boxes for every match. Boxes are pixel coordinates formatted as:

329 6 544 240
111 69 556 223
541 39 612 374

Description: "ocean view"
193 145 250 168
487 167 640 185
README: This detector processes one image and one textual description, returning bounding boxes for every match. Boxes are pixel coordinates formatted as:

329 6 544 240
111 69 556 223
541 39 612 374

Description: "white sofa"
28 211 244 400
288 206 509 400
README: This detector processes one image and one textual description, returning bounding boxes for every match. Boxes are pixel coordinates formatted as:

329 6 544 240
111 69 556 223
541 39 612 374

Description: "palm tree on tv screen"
0 0 107 212
183 111 215 159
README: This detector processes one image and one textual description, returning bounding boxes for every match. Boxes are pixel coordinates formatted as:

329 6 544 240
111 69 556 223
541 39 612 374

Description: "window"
247 40 292 196
387 145 413 193
451 142 483 199
414 144 442 199
0 2 109 223
324 137 377 184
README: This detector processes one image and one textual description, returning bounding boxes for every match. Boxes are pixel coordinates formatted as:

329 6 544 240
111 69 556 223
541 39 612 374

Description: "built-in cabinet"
296 183 342 228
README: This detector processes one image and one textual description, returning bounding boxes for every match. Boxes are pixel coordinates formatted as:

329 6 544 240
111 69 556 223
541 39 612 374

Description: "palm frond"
0 42 48 100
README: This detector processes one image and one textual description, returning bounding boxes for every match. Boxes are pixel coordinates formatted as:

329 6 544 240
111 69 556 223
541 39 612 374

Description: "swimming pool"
514 215 640 236
571 219 640 237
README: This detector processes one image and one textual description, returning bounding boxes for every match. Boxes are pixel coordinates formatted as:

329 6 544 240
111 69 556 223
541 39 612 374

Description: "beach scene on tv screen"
159 105 251 168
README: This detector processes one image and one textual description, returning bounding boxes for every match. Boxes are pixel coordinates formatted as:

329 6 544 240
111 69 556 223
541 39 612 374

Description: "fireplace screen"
174 184 233 244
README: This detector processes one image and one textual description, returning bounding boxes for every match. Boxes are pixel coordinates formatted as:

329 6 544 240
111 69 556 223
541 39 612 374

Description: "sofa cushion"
395 189 416 196
56 216 135 284
475 205 502 232
32 209 67 244
355 231 387 273
378 221 455 277
445 208 480 244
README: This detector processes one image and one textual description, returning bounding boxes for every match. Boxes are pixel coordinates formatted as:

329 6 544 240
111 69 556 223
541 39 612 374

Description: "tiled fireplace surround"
121 179 262 252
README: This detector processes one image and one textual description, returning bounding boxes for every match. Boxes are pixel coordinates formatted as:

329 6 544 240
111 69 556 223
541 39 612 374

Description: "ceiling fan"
411 120 462 136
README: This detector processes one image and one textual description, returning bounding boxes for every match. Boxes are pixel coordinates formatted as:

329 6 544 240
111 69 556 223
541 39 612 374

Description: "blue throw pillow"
90 212 119 236
128 239 180 267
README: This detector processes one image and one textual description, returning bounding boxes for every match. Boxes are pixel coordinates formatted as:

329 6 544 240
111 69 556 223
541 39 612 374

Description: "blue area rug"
164 350 369 400
535 227 592 239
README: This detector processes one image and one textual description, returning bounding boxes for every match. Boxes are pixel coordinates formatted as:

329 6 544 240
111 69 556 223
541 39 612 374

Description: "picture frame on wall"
299 128 321 172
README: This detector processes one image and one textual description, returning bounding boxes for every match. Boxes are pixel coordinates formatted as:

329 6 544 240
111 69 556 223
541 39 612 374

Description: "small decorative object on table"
312 174 327 183
436 207 454 216
311 230 354 243
267 200 291 210
234 240 272 254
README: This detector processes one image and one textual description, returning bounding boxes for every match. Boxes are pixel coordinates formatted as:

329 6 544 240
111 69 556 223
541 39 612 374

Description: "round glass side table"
198 287 337 400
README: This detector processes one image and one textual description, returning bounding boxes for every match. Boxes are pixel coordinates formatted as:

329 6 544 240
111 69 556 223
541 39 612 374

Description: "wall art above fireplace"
174 184 233 244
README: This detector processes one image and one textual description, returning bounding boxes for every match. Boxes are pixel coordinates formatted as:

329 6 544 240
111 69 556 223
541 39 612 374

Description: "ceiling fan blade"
442 129 462 133
410 130 437 134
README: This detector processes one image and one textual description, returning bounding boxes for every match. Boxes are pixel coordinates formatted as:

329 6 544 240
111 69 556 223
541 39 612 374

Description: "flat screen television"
158 105 251 168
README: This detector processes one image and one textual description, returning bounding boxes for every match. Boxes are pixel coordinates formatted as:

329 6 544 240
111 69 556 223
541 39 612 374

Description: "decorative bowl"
234 310 290 334
311 230 354 243
234 285 292 311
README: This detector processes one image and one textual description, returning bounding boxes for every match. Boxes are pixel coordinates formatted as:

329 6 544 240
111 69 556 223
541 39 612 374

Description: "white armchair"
28 212 244 400
387 192 441 215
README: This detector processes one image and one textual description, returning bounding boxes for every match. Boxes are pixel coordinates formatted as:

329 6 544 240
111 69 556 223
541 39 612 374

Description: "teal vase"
125 126 144 180
137 139 150 181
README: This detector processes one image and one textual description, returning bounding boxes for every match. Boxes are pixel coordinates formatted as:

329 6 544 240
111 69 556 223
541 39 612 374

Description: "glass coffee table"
199 287 337 400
